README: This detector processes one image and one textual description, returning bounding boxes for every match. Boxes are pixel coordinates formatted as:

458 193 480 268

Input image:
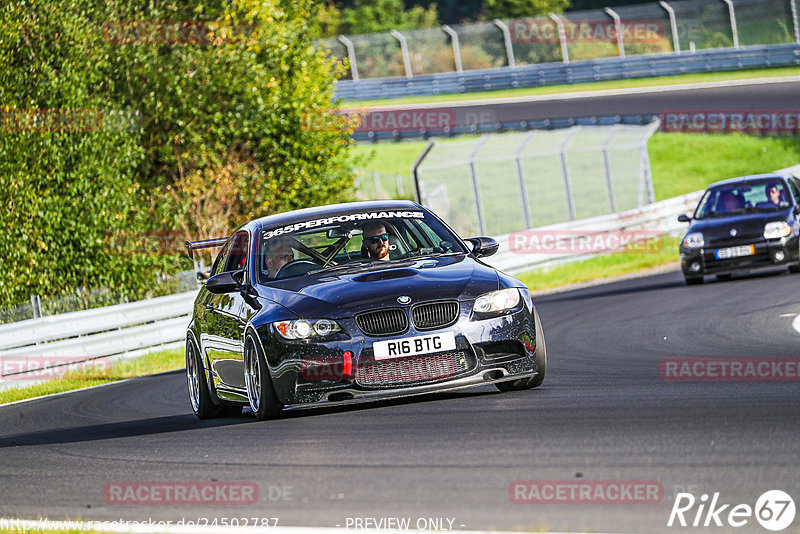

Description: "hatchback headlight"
682 232 704 248
764 221 791 240
473 288 521 315
274 319 342 340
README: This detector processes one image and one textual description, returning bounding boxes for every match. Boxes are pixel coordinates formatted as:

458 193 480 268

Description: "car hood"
256 255 500 319
689 211 789 243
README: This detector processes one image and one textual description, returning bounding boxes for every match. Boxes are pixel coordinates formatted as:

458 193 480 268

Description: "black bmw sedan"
185 200 546 420
678 173 800 285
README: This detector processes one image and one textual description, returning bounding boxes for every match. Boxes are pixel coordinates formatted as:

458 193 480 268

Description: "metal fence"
323 0 800 81
0 269 201 325
0 290 197 391
414 122 660 237
353 169 415 200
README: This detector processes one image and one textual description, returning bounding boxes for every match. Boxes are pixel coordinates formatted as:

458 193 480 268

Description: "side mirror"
205 269 244 294
677 214 691 223
465 237 499 258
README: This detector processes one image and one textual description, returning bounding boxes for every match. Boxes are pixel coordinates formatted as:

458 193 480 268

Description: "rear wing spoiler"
185 237 228 259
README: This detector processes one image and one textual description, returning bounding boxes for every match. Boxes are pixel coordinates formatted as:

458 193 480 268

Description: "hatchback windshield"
257 209 466 282
694 180 792 219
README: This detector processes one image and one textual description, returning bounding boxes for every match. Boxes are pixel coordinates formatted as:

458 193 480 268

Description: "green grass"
355 133 800 202
343 67 800 107
353 133 800 290
650 134 800 199
0 348 184 405
517 237 680 292
354 142 429 176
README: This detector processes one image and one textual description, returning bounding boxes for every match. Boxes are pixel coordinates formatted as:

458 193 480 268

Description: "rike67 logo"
668 490 795 531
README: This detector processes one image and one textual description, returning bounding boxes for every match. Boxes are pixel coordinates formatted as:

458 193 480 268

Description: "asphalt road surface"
365 78 800 127
1 267 799 533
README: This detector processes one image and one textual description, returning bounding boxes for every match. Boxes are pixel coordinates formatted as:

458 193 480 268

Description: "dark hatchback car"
678 173 800 284
184 200 546 420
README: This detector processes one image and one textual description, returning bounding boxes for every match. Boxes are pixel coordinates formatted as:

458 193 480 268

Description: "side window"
210 239 233 276
788 179 800 204
223 232 250 273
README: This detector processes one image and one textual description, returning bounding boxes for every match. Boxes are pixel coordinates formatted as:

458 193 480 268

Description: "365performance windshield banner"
263 211 425 240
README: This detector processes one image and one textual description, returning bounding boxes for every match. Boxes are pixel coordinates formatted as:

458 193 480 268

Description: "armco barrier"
482 189 704 274
335 44 800 101
0 290 197 391
3 163 799 391
483 163 800 274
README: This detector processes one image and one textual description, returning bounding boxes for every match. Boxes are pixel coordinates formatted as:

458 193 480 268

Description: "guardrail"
484 163 800 274
483 189 704 274
0 291 197 391
335 43 800 101
4 162 799 392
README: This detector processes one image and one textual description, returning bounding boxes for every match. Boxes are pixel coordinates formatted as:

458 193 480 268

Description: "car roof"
237 200 426 233
706 173 792 189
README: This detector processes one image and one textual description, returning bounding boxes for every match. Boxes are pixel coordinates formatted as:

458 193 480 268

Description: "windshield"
693 180 791 220
257 209 466 282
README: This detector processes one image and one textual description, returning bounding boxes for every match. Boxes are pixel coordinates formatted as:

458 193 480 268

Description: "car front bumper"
257 301 539 406
680 235 799 277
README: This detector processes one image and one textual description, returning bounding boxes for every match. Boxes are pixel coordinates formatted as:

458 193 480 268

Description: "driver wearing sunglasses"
362 221 391 261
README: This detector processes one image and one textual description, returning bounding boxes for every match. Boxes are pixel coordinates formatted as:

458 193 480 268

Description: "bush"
0 0 355 309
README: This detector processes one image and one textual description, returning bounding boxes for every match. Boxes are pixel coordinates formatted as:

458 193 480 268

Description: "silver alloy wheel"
186 342 200 413
244 338 261 413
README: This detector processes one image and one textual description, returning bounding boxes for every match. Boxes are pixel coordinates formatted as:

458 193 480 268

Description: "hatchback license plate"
715 245 754 260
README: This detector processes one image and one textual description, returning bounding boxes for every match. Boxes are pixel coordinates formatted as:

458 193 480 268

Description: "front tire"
244 334 282 421
684 276 703 285
496 308 547 392
788 263 800 274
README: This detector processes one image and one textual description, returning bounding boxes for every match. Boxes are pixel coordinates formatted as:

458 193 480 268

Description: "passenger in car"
264 238 295 277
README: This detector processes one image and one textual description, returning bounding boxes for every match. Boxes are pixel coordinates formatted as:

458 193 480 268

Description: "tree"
484 0 570 20
0 0 356 308
337 0 439 35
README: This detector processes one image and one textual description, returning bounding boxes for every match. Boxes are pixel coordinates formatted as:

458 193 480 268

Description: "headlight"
274 319 342 340
682 232 704 248
473 288 521 315
764 221 791 239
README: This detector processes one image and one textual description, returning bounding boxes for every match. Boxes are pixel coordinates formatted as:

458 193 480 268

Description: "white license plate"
715 245 754 260
373 332 456 360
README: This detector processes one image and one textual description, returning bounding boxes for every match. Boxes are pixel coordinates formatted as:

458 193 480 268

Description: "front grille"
707 234 762 246
703 251 772 273
356 308 408 336
355 350 469 388
411 301 459 330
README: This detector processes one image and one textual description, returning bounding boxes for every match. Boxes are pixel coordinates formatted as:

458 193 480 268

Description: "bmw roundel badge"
397 295 411 304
